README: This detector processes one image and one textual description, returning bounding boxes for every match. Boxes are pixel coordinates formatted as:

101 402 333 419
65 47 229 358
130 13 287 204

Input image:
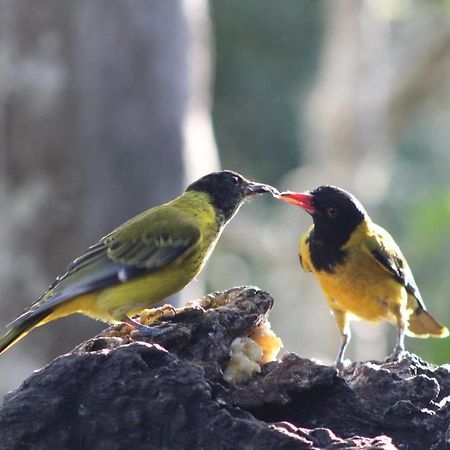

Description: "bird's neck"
341 219 371 249
308 228 347 273
308 219 371 273
174 192 225 234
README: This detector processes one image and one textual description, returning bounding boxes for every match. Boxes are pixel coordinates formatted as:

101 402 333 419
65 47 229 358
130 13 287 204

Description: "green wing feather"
364 224 426 311
104 207 201 269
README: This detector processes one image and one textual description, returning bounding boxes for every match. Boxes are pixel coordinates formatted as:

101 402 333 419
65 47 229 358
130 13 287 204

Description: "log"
1 286 448 449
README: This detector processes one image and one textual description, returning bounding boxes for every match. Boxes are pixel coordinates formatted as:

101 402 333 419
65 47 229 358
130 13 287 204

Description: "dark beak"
279 191 316 214
242 182 280 197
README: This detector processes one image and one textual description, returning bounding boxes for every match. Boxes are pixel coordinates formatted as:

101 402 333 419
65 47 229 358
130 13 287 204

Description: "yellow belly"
314 248 405 324
95 257 201 320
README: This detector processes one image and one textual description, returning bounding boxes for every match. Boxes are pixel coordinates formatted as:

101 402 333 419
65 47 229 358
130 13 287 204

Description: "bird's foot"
139 304 176 327
122 316 166 337
385 345 406 363
334 358 352 374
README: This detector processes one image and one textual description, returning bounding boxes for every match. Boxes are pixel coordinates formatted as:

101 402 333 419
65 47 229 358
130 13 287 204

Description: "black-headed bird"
0 170 278 354
279 185 448 366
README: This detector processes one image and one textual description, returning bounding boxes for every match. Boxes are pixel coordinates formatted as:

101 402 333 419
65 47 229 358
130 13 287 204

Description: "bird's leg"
122 316 166 337
333 309 351 370
391 309 406 359
336 334 350 369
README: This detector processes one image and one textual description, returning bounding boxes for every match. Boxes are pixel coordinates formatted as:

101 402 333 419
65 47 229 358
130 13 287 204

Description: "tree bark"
1 286 448 450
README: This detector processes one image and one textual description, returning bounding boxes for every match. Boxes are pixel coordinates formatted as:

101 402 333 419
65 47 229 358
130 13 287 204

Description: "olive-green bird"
279 186 448 366
0 170 277 354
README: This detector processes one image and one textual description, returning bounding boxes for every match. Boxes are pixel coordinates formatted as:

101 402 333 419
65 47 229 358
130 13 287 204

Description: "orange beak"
279 191 316 214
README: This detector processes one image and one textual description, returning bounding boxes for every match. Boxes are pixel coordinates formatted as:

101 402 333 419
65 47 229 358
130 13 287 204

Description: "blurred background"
1 0 450 397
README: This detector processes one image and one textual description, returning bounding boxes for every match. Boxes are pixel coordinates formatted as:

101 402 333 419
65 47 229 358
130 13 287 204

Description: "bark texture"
1 286 448 450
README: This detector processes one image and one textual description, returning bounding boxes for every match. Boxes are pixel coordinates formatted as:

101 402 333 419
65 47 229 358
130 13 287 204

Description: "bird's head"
186 170 278 223
279 185 367 246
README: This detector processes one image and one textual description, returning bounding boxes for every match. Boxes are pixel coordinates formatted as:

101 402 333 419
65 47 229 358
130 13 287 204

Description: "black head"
186 170 277 223
281 185 366 246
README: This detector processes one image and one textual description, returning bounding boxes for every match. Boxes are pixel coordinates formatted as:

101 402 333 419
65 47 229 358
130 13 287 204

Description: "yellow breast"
301 221 406 323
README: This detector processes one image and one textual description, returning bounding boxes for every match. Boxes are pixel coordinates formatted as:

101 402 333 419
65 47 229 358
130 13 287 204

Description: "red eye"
326 207 338 218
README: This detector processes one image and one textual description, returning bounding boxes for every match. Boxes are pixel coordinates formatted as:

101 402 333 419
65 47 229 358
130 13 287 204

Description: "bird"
0 170 278 354
279 185 448 367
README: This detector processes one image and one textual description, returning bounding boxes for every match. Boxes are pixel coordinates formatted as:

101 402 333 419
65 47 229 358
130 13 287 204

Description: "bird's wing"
364 224 426 310
104 207 201 270
9 207 201 328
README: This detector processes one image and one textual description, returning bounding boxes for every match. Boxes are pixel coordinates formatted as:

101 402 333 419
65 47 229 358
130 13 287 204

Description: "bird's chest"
180 214 222 274
312 246 401 321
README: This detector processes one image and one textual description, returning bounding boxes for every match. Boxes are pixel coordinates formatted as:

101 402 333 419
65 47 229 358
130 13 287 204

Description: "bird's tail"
407 309 449 338
0 309 52 355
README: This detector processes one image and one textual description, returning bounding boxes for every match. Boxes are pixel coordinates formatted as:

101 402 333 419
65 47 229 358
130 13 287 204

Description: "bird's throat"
307 230 348 273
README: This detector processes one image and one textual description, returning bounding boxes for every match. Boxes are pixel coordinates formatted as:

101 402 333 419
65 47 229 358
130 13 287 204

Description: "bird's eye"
326 207 338 218
232 176 239 185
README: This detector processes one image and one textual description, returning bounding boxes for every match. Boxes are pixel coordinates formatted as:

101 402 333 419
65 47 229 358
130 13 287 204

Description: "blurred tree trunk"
304 0 392 200
0 0 217 396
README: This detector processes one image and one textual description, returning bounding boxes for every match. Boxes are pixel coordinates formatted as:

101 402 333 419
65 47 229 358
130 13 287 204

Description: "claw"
139 305 176 326
122 316 166 337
